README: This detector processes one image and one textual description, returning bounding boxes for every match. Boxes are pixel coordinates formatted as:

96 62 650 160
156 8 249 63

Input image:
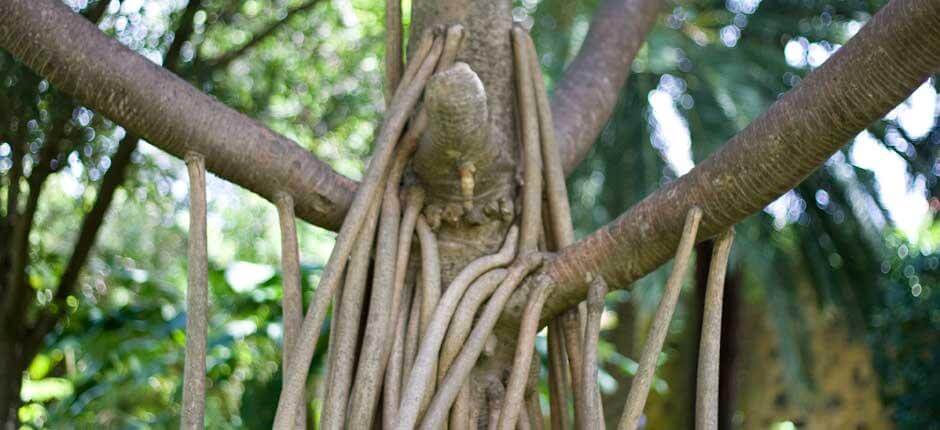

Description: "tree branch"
0 0 357 231
200 0 326 71
500 0 940 331
550 0 662 174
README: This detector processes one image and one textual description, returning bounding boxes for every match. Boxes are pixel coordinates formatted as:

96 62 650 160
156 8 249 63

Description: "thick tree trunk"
409 0 520 426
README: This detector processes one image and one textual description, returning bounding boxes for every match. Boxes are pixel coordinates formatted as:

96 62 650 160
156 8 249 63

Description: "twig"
695 229 735 430
273 30 443 430
582 275 608 428
416 253 544 430
618 208 702 430
181 152 207 430
275 193 307 428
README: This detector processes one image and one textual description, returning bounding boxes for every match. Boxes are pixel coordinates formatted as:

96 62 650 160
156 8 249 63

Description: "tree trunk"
0 331 25 430
409 0 521 425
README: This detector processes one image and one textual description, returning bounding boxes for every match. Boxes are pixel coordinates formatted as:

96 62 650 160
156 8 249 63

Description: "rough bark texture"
0 0 356 231
410 0 516 284
502 0 940 329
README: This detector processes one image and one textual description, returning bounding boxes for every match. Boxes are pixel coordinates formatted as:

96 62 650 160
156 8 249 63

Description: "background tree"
0 0 937 428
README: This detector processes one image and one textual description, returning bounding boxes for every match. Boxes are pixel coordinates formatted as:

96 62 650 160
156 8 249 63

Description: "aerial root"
272 27 443 429
383 187 425 428
695 229 735 430
547 320 571 430
497 276 551 430
275 193 307 428
618 207 702 430
582 274 608 428
396 228 519 430
181 152 207 430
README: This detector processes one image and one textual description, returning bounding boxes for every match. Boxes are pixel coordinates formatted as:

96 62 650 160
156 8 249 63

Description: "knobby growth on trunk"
0 0 939 428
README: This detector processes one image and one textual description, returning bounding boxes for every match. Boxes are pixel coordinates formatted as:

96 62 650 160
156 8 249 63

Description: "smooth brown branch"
618 207 702 430
511 26 543 254
320 198 382 430
582 275 608 428
181 152 207 430
547 321 570 430
497 277 552 430
273 31 443 430
275 193 307 428
416 254 544 430
384 0 402 103
695 229 735 430
398 226 519 427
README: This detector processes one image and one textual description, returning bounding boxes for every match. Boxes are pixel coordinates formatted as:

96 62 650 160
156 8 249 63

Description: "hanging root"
385 264 417 429
417 216 442 339
618 207 702 430
582 274 608 428
526 393 545 430
396 227 518 429
181 152 207 430
497 276 551 430
547 321 570 430
275 193 307 428
416 253 544 430
272 29 443 430
383 186 426 428
442 269 510 430
512 26 543 254
695 229 735 430
319 197 381 430
561 308 588 429
385 0 402 103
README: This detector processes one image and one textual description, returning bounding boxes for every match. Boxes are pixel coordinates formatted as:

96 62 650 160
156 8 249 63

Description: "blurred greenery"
0 0 937 428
